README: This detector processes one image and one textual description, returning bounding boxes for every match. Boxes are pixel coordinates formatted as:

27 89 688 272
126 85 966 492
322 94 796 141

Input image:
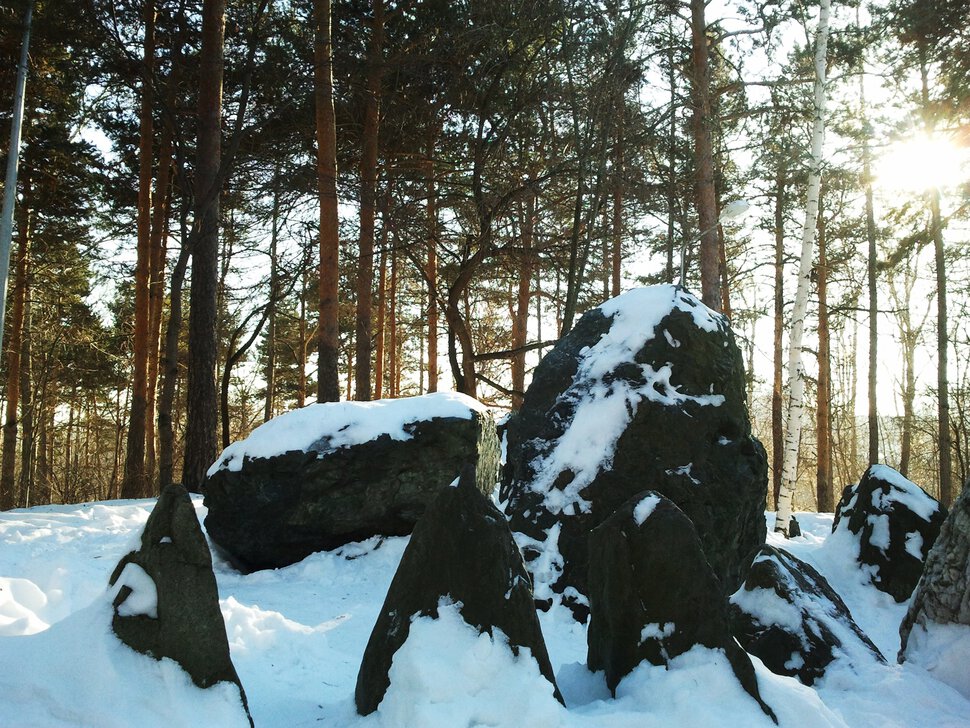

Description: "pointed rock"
730 545 885 685
833 464 947 602
355 466 562 715
108 484 252 726
587 491 775 722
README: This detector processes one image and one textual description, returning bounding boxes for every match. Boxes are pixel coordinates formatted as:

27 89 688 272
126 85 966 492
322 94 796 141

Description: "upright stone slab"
355 467 562 716
730 545 885 685
833 464 947 602
108 485 252 726
587 491 775 722
899 481 970 698
205 392 500 571
501 285 767 615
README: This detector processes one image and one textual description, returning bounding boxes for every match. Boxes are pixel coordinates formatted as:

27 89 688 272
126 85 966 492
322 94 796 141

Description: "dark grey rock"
501 286 767 617
833 464 947 603
730 545 885 685
204 397 500 571
587 491 775 722
355 466 562 716
109 484 252 726
900 480 970 660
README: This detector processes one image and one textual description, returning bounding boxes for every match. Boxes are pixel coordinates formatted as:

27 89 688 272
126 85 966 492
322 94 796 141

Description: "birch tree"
774 0 831 535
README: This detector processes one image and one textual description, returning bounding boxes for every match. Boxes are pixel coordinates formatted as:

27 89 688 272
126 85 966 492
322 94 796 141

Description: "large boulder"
108 485 252 726
204 392 500 571
501 285 767 615
832 464 947 603
355 466 562 715
899 481 970 698
586 491 775 722
730 545 885 685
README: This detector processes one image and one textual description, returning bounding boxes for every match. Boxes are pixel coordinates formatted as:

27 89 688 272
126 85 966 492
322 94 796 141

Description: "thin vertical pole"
0 1 34 358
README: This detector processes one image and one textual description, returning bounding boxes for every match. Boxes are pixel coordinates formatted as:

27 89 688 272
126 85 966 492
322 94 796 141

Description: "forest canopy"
0 0 967 511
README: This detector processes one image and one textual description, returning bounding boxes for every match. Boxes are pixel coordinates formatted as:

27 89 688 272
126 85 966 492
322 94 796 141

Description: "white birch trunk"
775 0 831 535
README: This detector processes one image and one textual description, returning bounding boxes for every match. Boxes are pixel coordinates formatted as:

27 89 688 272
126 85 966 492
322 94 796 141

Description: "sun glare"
874 133 969 193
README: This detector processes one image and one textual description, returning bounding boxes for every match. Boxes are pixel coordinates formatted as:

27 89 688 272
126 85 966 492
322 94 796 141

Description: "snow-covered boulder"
832 464 947 603
109 484 252 725
586 491 775 721
500 285 768 616
899 481 970 697
730 545 885 685
203 392 500 571
355 466 562 715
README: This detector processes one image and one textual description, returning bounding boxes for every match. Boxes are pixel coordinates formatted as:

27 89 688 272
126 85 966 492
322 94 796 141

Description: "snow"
904 622 970 699
633 494 661 526
109 562 158 618
867 464 942 522
1 500 969 727
207 391 487 476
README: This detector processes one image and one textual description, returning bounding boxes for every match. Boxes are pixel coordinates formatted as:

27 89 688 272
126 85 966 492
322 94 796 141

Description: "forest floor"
0 499 968 727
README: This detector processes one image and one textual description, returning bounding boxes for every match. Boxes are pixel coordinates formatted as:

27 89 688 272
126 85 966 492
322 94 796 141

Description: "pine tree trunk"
122 0 155 499
776 0 831 535
689 0 720 311
426 136 439 393
511 191 535 410
374 206 388 400
314 0 340 403
354 0 384 402
862 87 879 467
919 52 952 506
1 202 30 511
388 236 398 398
159 240 190 490
17 288 32 507
145 128 172 490
182 0 225 491
611 124 623 297
264 165 281 421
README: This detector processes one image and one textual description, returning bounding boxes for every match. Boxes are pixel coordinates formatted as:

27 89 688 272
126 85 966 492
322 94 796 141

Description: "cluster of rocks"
100 284 968 722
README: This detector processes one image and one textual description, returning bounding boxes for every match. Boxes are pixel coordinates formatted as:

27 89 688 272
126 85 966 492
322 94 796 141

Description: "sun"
874 132 969 193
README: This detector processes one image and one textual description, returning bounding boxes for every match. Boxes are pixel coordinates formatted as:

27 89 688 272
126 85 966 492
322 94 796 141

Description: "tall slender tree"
776 0 832 535
181 0 225 491
315 0 340 403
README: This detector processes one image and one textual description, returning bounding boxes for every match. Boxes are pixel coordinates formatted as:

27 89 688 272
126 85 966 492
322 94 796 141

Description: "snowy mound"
0 595 251 728
208 391 487 475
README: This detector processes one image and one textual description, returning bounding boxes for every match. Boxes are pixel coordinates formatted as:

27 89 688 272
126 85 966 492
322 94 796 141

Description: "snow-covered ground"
0 500 968 727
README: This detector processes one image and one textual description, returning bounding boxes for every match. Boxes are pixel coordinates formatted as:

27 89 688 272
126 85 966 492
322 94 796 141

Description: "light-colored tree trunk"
775 0 831 535
374 195 389 399
860 63 880 467
315 0 341 403
816 189 833 512
263 164 281 421
771 160 786 510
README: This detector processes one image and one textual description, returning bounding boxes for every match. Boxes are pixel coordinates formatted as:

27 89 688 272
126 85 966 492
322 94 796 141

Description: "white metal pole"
0 1 34 358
